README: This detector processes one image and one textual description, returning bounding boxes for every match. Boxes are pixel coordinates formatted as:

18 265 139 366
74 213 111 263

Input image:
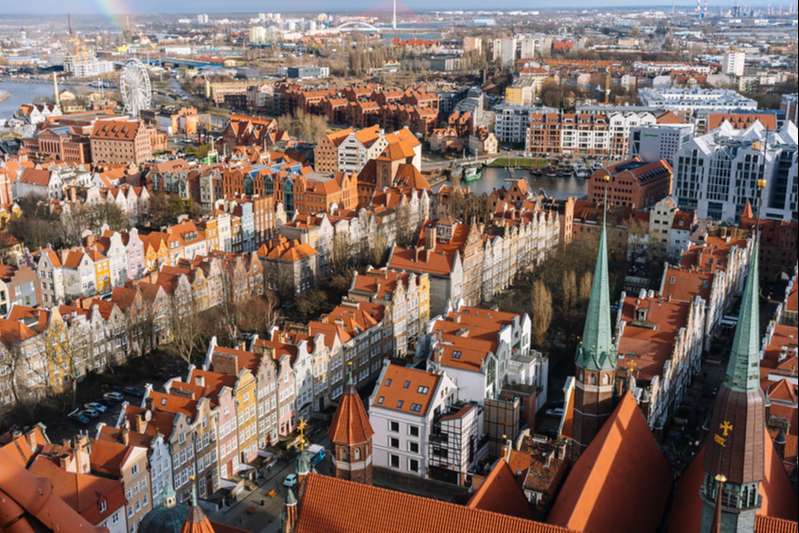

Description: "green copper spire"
725 238 760 392
576 206 616 371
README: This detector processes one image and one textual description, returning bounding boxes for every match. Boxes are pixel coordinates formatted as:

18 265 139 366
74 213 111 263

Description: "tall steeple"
572 195 618 451
701 236 765 533
576 208 616 372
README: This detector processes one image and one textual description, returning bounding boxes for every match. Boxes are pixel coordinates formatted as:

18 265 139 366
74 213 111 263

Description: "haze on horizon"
3 0 783 16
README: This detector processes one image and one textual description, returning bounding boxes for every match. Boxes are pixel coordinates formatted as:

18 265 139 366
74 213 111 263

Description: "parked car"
306 444 326 467
261 452 278 471
544 407 565 417
283 473 298 488
103 392 124 403
82 408 102 419
84 402 107 413
68 409 90 424
123 386 146 399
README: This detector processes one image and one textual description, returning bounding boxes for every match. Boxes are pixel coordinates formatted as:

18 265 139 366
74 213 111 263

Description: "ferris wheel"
119 58 151 118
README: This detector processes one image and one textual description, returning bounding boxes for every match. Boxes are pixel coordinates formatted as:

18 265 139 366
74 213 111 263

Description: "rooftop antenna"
392 0 397 30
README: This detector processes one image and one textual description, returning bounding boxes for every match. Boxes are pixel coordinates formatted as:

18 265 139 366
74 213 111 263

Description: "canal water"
0 80 57 120
457 166 587 200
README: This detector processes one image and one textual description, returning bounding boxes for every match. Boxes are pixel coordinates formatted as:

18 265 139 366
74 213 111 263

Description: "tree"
579 271 593 305
42 319 83 408
531 279 553 347
62 202 128 245
369 228 388 267
277 110 329 143
170 297 202 366
562 270 577 317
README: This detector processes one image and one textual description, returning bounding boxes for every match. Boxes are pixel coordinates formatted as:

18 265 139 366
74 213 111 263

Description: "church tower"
328 371 374 484
573 204 617 451
701 238 764 533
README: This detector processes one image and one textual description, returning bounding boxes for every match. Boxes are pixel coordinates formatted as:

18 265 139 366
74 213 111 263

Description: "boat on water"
572 161 590 179
463 166 482 182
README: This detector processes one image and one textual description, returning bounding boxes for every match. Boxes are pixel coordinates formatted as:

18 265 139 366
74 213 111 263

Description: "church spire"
701 236 765 532
576 197 616 371
571 186 618 452
725 238 760 392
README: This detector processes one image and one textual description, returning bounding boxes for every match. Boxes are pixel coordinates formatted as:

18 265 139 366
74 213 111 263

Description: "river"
0 80 58 120
457 166 587 200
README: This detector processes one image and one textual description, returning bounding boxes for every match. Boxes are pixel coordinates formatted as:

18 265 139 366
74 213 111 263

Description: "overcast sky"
3 0 777 16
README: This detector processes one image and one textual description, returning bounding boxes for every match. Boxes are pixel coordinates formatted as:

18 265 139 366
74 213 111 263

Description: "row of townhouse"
614 288 706 433
388 207 560 316
660 231 751 350
37 228 147 306
35 205 258 307
1 252 265 410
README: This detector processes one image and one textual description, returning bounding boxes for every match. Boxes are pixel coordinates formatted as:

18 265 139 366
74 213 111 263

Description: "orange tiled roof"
29 455 126 526
91 119 142 141
329 381 374 446
294 473 571 533
372 364 440 416
549 392 672 533
466 459 532 519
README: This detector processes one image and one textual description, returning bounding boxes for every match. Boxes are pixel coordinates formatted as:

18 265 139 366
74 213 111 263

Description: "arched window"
354 447 361 461
341 446 348 461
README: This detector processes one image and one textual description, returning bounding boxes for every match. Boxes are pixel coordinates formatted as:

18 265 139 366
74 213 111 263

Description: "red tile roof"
372 364 441 416
467 459 532 519
295 473 571 533
549 392 672 533
329 382 374 446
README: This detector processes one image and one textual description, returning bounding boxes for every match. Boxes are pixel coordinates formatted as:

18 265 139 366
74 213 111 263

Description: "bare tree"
0 344 25 406
578 271 593 305
170 296 202 366
561 270 577 317
370 228 388 267
42 320 83 408
531 279 553 347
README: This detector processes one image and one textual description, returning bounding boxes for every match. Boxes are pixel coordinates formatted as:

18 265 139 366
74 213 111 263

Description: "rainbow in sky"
94 0 130 30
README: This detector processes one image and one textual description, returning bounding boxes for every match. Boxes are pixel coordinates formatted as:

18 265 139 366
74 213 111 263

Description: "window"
384 378 392 386
389 421 399 432
417 386 429 394
390 454 400 468
452 351 462 360
410 403 422 413
402 380 411 389
408 458 419 472
396 400 404 409
377 396 384 405
408 441 419 453
408 425 419 437
389 437 400 448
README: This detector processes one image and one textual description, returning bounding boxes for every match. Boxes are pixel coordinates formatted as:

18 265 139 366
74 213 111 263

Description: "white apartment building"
722 50 746 77
492 37 516 66
629 123 695 164
369 363 457 479
495 104 555 145
638 88 757 115
673 120 798 222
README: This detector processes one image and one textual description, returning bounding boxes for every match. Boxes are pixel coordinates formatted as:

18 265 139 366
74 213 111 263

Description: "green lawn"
488 157 549 169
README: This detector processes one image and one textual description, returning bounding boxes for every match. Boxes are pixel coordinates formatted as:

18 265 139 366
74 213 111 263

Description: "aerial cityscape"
0 2 797 532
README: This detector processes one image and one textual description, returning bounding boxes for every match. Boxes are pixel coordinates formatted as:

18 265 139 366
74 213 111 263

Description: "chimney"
134 414 146 433
121 427 130 446
424 225 437 251
502 437 513 463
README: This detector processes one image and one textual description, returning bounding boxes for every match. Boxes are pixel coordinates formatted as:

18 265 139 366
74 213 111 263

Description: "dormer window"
452 351 462 360
396 400 404 409
410 403 422 413
417 386 429 394
98 498 108 513
402 380 411 389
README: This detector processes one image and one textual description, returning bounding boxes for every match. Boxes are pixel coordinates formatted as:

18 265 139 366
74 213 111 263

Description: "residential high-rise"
722 50 746 77
673 120 798 222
